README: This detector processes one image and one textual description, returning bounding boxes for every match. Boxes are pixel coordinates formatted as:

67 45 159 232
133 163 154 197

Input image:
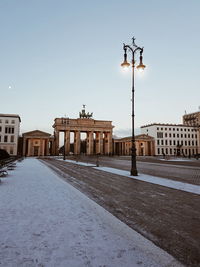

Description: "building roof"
141 123 199 128
22 130 52 137
0 114 21 122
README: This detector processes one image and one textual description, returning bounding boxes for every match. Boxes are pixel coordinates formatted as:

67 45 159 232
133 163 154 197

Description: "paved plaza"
0 158 182 267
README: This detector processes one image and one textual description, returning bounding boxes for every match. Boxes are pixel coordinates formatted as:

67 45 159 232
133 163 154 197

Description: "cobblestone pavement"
41 158 200 267
69 156 200 185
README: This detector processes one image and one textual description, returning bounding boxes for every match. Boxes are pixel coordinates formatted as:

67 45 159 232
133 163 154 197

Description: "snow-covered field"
0 158 182 267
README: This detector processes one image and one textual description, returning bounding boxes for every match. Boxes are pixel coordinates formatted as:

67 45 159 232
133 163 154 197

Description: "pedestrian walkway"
0 158 181 267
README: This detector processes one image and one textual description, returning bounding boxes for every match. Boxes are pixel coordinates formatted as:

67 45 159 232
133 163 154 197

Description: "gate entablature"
52 107 114 155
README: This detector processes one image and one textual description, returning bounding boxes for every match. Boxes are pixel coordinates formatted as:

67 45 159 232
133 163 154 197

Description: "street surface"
71 155 200 185
42 156 200 266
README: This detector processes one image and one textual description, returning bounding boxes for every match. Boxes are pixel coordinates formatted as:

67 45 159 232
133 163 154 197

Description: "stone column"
108 132 112 155
42 139 45 156
46 139 50 156
23 137 26 156
104 132 109 155
87 131 94 155
27 139 31 156
95 132 100 154
65 131 70 155
74 131 80 154
100 132 104 155
54 130 60 155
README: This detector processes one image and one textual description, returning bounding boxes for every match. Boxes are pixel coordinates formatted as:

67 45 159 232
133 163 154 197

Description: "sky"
0 0 200 137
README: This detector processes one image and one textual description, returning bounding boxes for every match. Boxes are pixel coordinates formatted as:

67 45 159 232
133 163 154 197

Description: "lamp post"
121 37 146 176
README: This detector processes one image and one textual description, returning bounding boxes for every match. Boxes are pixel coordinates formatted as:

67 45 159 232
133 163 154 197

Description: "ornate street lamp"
121 37 146 176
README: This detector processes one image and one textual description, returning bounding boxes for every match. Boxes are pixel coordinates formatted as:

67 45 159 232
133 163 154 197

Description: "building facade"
113 134 155 156
0 114 21 156
22 130 54 157
141 123 199 156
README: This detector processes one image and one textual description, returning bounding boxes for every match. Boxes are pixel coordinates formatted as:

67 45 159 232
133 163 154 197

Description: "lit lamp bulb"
121 50 130 71
137 54 146 72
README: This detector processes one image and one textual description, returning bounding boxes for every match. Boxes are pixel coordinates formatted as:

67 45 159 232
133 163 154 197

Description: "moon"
8 86 12 89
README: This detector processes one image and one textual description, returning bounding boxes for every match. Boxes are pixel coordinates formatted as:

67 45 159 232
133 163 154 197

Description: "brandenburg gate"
53 106 114 155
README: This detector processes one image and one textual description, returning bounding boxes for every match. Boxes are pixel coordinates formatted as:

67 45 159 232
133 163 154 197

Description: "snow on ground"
0 158 181 267
93 167 200 195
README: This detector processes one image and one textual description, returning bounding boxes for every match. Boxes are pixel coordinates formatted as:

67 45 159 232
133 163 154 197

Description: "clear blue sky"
1 0 200 136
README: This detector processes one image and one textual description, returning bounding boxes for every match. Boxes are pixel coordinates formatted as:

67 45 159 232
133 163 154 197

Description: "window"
0 126 1 132
177 134 179 138
5 120 8 124
192 141 194 146
161 140 164 145
169 133 171 137
165 140 168 145
161 127 163 130
181 129 183 131
173 140 176 145
165 133 167 137
157 140 159 145
185 134 187 138
184 129 186 132
157 127 159 130
157 132 163 138
173 133 175 138
4 136 8 142
188 134 190 138
11 120 15 124
165 148 168 154
181 134 183 138
157 148 160 154
173 128 175 131
0 119 2 123
10 136 14 143
188 141 191 146
185 141 187 146
188 129 190 132
0 136 1 142
165 128 167 130
170 148 172 154
170 140 172 145
169 128 171 131
5 127 14 134
177 128 179 131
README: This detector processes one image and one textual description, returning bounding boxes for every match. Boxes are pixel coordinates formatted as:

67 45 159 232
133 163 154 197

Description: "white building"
0 114 21 156
141 123 199 156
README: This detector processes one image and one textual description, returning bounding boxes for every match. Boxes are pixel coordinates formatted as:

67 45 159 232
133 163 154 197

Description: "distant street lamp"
121 37 146 176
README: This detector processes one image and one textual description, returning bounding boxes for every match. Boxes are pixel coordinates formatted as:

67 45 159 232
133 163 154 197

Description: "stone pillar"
108 132 112 155
65 131 70 155
74 131 80 154
54 130 60 155
23 137 26 156
27 139 32 156
46 139 50 156
99 132 104 155
87 131 94 155
95 132 100 154
42 139 45 156
104 132 109 155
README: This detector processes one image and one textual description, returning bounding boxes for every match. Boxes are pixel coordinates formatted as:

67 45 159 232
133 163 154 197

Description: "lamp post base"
130 169 138 176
